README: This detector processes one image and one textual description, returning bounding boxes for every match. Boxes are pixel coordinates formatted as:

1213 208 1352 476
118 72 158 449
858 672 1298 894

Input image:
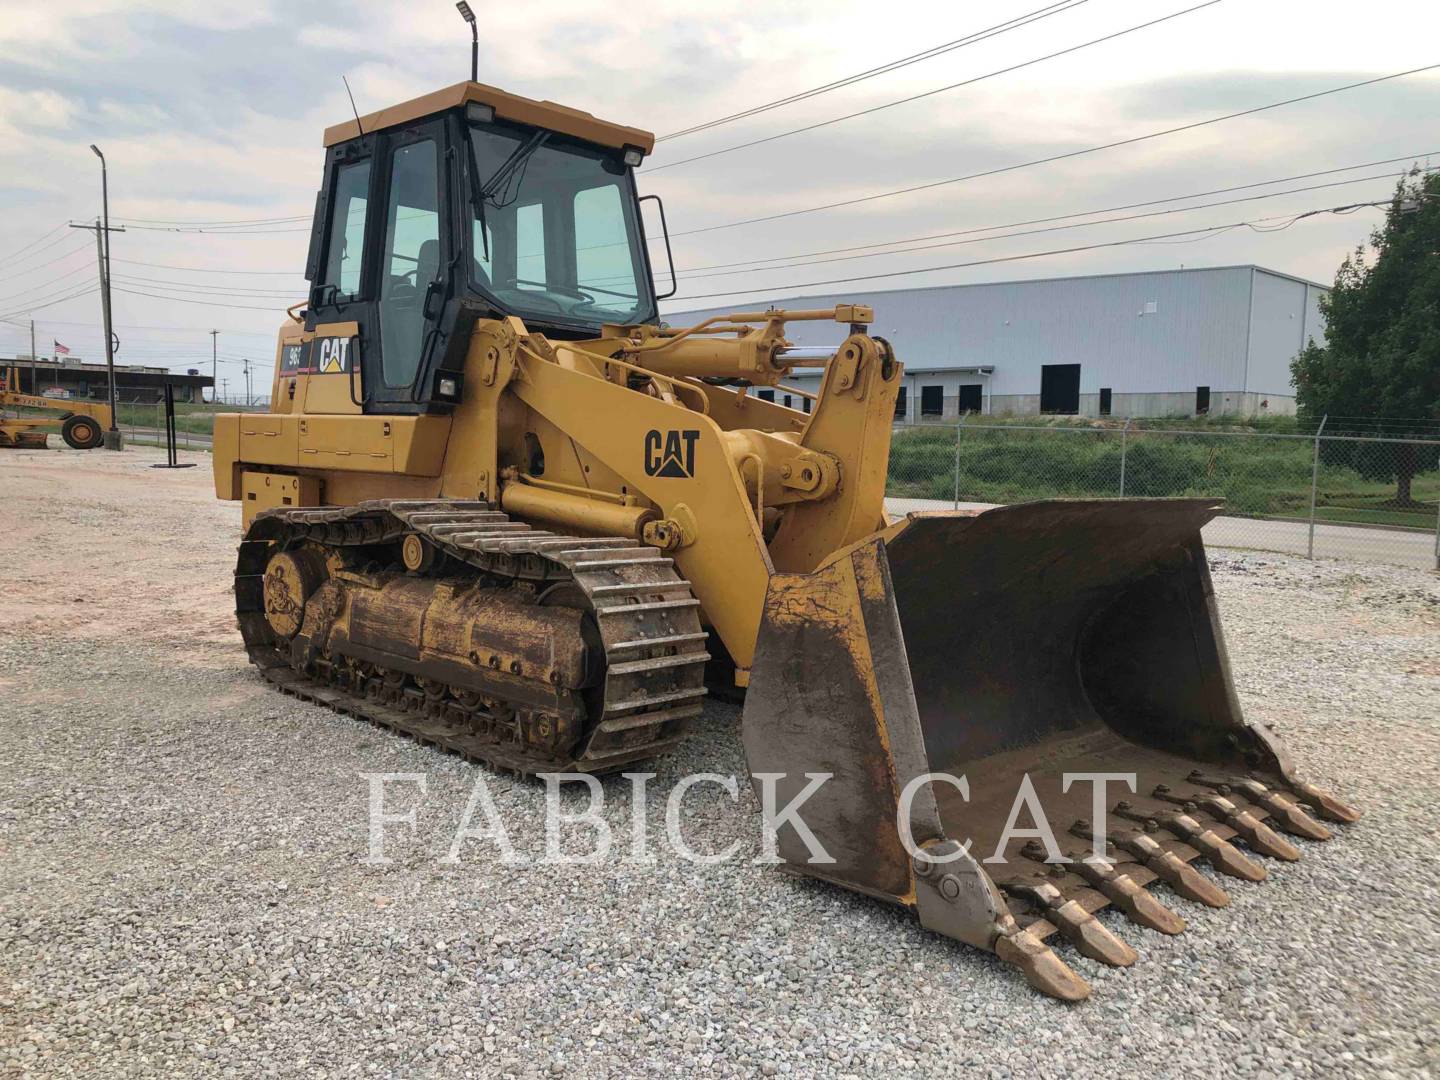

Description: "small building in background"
664 264 1327 421
2 357 213 404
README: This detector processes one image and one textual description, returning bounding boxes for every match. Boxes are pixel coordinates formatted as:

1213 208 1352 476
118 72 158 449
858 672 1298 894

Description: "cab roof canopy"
323 80 655 155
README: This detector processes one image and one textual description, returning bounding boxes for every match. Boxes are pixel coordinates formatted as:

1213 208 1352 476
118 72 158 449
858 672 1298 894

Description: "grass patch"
888 425 1440 528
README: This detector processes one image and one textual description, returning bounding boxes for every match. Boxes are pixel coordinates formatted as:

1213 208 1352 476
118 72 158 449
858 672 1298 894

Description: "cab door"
364 119 451 414
303 134 377 415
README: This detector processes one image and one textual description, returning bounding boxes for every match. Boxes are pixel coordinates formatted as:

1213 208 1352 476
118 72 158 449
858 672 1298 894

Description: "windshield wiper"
467 129 551 263
480 130 549 204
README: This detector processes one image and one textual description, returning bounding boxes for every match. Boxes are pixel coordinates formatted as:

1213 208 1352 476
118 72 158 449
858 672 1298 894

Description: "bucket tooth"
1193 794 1301 861
1073 821 1230 908
992 920 1091 1002
1152 785 1302 862
1187 773 1332 841
1282 777 1361 824
1021 841 1185 935
1115 802 1267 882
1079 862 1186 935
1002 880 1138 967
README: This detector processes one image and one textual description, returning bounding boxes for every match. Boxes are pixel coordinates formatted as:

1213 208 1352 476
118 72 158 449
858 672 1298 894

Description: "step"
608 632 710 652
596 598 702 616
582 736 686 765
572 555 673 570
588 579 694 597
607 651 710 676
594 703 705 733
604 686 709 713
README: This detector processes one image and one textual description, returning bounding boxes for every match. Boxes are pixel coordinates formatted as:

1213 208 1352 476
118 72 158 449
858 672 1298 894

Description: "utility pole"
210 330 219 403
221 377 229 404
92 144 119 447
29 319 36 396
242 358 252 406
69 217 126 446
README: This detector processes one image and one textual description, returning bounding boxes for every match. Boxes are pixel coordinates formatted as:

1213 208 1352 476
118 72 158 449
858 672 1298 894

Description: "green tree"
1291 168 1440 506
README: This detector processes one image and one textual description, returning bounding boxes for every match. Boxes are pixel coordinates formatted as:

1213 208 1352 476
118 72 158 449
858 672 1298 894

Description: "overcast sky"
1 0 1437 385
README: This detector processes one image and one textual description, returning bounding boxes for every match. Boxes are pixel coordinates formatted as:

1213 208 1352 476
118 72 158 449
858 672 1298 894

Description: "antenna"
342 75 364 136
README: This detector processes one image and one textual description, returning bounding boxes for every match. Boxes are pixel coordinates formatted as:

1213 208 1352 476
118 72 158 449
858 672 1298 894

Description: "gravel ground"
2 444 1438 1078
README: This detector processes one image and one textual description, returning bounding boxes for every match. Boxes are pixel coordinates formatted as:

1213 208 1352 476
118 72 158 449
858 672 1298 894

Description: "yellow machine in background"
213 80 1356 1000
0 366 110 449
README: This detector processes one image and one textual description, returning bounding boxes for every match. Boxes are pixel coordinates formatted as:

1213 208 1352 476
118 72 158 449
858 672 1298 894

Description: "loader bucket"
742 499 1357 1000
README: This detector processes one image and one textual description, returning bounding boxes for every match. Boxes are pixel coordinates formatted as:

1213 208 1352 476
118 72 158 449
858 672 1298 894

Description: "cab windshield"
468 121 654 326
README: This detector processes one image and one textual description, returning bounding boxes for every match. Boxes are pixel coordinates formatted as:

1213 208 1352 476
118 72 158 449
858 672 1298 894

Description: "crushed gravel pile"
2 446 1437 1077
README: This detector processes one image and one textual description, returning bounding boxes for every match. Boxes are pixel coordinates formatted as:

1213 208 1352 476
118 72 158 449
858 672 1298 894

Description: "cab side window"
378 139 441 389
322 160 371 300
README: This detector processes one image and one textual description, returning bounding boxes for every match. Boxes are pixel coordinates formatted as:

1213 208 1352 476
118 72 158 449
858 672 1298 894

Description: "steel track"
234 499 710 775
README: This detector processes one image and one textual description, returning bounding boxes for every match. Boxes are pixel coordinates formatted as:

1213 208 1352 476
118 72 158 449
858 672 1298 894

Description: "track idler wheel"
262 548 328 639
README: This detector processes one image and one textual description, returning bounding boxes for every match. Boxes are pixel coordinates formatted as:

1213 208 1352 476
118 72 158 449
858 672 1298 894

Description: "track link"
234 499 709 774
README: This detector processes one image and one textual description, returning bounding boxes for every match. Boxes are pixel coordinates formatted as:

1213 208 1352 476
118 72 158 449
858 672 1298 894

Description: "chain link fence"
888 421 1440 570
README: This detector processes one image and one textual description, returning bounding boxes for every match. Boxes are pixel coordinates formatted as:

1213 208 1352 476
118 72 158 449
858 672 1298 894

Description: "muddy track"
234 499 710 775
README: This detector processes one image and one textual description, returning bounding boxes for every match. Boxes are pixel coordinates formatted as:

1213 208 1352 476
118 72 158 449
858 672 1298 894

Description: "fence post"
1307 414 1328 560
1118 418 1133 497
952 414 964 510
1433 449 1439 572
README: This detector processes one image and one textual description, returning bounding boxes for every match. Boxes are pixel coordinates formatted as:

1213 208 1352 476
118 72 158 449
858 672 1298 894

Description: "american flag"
53 340 70 356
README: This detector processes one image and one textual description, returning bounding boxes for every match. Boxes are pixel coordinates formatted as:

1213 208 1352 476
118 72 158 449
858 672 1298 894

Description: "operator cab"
299 82 665 415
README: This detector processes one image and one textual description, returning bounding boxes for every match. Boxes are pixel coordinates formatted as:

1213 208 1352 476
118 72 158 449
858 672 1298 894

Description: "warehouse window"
1040 364 1080 414
1196 386 1210 415
958 384 982 414
757 389 775 403
802 396 811 414
920 385 943 417
783 394 792 409
1099 388 1112 416
894 386 908 420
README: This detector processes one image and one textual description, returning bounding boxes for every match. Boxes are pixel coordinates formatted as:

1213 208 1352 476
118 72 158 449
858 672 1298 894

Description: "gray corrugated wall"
665 267 1260 398
1247 269 1326 396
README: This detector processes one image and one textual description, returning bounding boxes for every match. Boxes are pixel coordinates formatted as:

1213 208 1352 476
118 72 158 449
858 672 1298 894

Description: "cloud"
1 0 1436 368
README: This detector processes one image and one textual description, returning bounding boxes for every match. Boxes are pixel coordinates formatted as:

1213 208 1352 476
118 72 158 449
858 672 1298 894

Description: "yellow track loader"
213 80 1356 1000
0 366 109 449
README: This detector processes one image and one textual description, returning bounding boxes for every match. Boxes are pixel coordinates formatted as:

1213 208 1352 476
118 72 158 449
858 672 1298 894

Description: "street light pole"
89 144 121 449
210 329 219 403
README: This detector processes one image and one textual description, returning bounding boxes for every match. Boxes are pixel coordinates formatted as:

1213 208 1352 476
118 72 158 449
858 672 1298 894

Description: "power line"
647 1 1225 173
23 317 277 335
111 286 301 312
658 0 1090 142
119 223 311 234
0 227 92 270
0 223 70 265
0 237 93 284
667 61 1440 239
111 273 306 297
0 285 100 322
665 201 1388 304
657 152 1436 276
633 169 1413 287
0 262 98 306
111 213 310 227
112 257 302 276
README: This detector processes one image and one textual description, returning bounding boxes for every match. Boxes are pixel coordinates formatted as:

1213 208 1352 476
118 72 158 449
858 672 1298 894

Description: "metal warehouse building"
667 264 1327 421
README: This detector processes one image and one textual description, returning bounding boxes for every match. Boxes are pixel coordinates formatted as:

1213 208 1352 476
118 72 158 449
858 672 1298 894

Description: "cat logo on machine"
317 337 351 373
644 429 699 478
